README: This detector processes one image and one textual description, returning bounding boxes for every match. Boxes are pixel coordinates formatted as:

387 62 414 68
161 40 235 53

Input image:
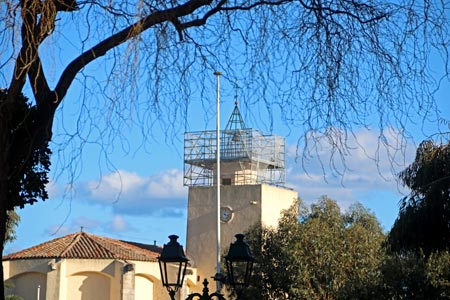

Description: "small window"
222 178 232 185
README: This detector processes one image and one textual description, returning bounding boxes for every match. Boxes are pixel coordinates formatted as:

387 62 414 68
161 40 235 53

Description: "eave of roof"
3 231 160 262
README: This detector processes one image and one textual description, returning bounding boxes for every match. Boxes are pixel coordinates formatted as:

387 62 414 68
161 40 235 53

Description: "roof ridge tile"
4 231 159 262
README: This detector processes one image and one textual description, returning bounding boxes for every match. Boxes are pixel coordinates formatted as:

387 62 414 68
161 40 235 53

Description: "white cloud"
79 169 187 216
45 216 102 237
285 127 414 222
107 215 132 232
67 127 413 227
86 170 146 201
46 180 61 199
146 169 186 198
45 215 136 237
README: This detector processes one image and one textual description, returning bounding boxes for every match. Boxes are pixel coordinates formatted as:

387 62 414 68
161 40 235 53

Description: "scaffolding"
183 126 286 187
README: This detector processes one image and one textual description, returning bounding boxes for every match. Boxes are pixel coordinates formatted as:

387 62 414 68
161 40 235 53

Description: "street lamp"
224 234 254 294
158 235 189 300
158 233 254 300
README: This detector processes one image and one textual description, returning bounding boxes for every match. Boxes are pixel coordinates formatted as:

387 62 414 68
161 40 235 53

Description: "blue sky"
2 6 449 254
5 74 449 255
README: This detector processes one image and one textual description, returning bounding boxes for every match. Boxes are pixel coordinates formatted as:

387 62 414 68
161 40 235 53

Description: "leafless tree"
0 0 448 297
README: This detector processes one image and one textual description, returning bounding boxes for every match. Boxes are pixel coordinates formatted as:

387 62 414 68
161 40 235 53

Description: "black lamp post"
224 233 254 297
158 235 189 300
158 233 254 300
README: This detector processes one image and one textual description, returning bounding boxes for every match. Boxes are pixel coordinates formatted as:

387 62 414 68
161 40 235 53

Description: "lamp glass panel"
227 260 253 287
173 262 187 287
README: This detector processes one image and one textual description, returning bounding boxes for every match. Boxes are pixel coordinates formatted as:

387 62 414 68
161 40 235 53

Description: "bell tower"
184 101 298 290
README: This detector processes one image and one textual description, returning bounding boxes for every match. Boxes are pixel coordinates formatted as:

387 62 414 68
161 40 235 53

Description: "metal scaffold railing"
183 127 285 187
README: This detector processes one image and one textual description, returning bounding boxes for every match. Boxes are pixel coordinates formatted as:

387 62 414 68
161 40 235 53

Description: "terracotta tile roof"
3 232 161 262
120 240 163 254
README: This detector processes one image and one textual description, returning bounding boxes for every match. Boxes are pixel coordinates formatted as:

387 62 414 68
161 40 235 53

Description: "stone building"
3 231 196 300
184 102 298 291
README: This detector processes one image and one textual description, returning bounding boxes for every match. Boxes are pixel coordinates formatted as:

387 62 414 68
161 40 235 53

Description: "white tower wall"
185 184 298 290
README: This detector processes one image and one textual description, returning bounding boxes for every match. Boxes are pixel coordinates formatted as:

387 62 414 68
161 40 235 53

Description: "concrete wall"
261 184 298 227
135 275 152 300
4 259 49 300
5 272 46 300
67 271 111 300
3 258 170 300
186 184 297 292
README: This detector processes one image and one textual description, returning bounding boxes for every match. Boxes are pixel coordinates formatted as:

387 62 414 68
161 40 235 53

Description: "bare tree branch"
55 0 214 105
0 1 449 296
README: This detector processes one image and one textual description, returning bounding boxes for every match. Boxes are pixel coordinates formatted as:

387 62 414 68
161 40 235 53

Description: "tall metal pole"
213 71 222 292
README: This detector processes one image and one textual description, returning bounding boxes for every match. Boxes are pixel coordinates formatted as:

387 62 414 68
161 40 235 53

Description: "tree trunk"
0 117 10 300
0 200 6 300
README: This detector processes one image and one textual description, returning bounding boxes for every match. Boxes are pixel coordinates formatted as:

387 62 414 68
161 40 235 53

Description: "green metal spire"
225 101 246 130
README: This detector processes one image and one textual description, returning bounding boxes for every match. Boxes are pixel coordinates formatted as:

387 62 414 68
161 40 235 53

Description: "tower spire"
225 101 246 130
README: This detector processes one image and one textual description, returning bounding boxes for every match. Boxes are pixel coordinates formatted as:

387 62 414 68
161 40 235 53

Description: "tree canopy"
5 211 20 246
238 196 450 299
0 90 51 210
388 140 450 255
242 197 385 300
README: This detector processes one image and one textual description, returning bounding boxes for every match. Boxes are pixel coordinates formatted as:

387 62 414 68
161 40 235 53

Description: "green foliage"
4 210 20 246
381 251 450 299
236 195 450 300
240 197 386 300
0 89 51 210
299 197 385 300
383 140 450 299
427 251 450 298
388 140 450 255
